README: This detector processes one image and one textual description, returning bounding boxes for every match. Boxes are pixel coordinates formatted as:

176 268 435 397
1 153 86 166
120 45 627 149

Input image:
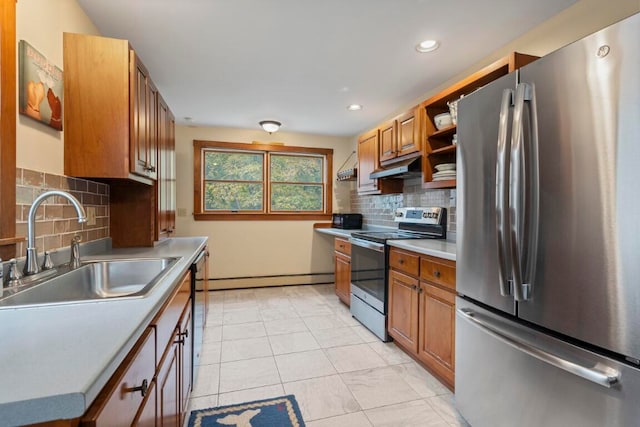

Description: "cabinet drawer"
334 238 351 255
420 256 456 291
153 271 191 353
81 327 156 426
390 248 420 276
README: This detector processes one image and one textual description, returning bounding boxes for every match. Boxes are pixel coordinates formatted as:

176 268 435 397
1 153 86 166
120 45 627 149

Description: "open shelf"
429 145 457 155
423 179 456 189
429 125 457 140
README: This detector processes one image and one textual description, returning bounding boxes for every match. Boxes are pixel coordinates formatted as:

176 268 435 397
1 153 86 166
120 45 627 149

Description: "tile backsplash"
350 178 456 238
16 168 110 256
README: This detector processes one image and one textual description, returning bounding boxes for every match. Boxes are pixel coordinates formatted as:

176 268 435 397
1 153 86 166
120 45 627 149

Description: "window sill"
193 213 333 221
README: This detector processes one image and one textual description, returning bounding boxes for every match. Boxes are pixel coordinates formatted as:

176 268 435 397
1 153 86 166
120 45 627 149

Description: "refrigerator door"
515 13 640 361
457 72 518 315
456 297 640 427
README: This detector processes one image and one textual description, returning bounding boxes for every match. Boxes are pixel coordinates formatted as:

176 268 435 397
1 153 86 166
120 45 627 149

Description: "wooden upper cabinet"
379 120 397 162
378 106 421 164
421 52 538 189
357 129 403 195
130 52 158 180
357 129 379 194
396 107 420 157
157 94 176 240
63 33 161 183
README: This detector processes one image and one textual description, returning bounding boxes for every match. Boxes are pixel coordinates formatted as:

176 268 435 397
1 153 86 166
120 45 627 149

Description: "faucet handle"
6 259 23 288
72 234 82 244
70 235 82 269
41 251 54 270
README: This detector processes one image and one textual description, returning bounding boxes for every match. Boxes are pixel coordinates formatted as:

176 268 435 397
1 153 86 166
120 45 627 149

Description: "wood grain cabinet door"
157 335 181 427
379 120 397 162
396 107 420 157
357 129 379 193
418 283 455 386
388 270 419 353
179 302 193 421
130 51 157 180
334 251 351 306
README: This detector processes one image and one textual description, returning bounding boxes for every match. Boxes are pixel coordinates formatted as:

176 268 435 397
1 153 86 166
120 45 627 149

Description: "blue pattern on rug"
188 394 305 427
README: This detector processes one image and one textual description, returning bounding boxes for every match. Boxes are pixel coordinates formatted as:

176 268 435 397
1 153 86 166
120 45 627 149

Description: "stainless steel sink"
0 257 179 308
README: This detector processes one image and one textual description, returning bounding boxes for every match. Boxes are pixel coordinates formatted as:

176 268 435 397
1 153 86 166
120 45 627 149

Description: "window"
194 140 333 220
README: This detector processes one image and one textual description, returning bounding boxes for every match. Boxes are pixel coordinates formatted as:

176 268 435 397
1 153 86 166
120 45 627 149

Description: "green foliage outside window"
201 148 326 213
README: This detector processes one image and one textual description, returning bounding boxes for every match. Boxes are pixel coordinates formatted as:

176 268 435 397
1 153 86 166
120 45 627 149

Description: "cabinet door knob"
411 285 417 291
128 379 148 397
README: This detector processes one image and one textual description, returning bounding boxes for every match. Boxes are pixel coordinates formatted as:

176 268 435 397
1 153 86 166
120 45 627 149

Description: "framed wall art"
18 40 63 131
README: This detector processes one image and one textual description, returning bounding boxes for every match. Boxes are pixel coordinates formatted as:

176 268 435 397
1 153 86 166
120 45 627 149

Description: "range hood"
369 155 422 179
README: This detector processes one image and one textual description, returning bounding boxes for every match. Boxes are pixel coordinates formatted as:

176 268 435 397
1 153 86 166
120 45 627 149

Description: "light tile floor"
188 284 470 426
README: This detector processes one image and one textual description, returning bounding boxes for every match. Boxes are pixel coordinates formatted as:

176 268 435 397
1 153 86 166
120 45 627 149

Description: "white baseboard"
209 273 334 290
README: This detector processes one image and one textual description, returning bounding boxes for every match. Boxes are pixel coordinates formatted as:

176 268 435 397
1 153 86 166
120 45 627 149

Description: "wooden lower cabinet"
334 238 351 306
73 271 192 427
418 283 455 386
387 247 456 389
387 270 419 353
80 327 156 426
157 334 181 427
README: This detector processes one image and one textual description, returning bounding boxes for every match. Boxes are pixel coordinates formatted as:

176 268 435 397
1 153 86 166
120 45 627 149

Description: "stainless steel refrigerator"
455 12 640 427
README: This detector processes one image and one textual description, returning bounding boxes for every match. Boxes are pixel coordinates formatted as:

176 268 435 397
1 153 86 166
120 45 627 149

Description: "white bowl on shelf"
434 113 453 130
434 163 456 172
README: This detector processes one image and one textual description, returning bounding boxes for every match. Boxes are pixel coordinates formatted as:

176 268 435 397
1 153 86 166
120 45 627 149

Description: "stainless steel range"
349 207 446 341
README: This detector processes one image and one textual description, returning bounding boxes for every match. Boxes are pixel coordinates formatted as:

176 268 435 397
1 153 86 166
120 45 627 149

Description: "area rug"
188 395 305 427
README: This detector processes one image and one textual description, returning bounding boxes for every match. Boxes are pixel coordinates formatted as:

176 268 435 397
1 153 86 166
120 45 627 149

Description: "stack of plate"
433 163 456 181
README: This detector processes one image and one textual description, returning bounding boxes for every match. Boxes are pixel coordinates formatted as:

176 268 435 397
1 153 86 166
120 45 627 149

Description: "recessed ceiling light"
415 39 439 53
347 104 363 111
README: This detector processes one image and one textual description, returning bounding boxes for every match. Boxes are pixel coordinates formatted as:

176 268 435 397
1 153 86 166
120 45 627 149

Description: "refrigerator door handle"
458 308 621 388
496 88 514 297
509 82 539 301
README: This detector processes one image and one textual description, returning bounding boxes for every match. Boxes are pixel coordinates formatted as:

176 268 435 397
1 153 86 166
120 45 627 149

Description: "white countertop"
0 237 207 426
314 225 394 239
388 239 456 261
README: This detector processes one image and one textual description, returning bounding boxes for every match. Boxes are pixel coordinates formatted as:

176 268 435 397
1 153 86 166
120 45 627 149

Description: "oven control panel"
394 207 444 224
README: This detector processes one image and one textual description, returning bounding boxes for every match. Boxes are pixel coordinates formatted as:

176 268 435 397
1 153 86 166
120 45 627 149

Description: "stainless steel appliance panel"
456 297 640 427
350 238 386 307
516 13 640 360
351 286 388 341
457 72 518 315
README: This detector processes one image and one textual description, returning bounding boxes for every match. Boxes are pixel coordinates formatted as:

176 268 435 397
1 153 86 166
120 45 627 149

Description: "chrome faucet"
69 235 82 269
24 190 87 275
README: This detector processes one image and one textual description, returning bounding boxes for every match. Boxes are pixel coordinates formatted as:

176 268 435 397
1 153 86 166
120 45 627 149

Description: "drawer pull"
175 329 189 344
127 379 149 397
411 285 417 291
434 270 441 278
399 259 405 264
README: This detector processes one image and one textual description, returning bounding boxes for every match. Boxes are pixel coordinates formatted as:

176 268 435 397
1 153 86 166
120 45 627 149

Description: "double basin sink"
0 257 179 309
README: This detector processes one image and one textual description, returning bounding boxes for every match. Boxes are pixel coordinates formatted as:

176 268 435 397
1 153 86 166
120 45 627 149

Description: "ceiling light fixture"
259 120 282 134
347 104 363 111
415 39 439 53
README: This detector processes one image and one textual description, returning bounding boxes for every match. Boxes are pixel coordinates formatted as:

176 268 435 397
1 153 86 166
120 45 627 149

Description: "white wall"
174 126 354 286
16 0 99 175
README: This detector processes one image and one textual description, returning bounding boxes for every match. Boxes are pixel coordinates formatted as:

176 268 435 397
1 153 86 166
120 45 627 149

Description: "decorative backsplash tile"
15 168 110 256
350 178 457 238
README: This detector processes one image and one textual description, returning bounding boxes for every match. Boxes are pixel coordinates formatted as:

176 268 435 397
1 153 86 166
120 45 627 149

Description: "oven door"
350 238 386 313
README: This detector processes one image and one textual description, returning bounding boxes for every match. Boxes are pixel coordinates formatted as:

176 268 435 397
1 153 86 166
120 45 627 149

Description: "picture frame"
18 40 63 131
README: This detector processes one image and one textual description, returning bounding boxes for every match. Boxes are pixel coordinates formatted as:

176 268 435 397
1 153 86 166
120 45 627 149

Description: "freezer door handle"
496 88 514 297
509 82 540 302
457 308 620 388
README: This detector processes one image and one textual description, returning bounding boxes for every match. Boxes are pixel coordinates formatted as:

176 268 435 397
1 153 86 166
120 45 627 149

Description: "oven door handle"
350 238 385 253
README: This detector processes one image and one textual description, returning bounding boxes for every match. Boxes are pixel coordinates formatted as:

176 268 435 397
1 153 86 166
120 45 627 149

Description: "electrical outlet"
86 206 96 225
177 208 187 217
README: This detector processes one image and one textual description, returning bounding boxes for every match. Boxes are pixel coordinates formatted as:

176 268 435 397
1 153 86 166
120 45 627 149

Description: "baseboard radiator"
209 272 334 290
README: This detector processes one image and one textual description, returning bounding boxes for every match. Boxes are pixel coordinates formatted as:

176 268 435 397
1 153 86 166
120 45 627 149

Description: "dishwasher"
191 248 209 384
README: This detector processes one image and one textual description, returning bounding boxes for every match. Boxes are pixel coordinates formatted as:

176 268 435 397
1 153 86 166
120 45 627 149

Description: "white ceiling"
76 0 575 136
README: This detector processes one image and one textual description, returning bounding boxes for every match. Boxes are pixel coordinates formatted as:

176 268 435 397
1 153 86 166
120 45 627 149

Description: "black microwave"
332 213 363 229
